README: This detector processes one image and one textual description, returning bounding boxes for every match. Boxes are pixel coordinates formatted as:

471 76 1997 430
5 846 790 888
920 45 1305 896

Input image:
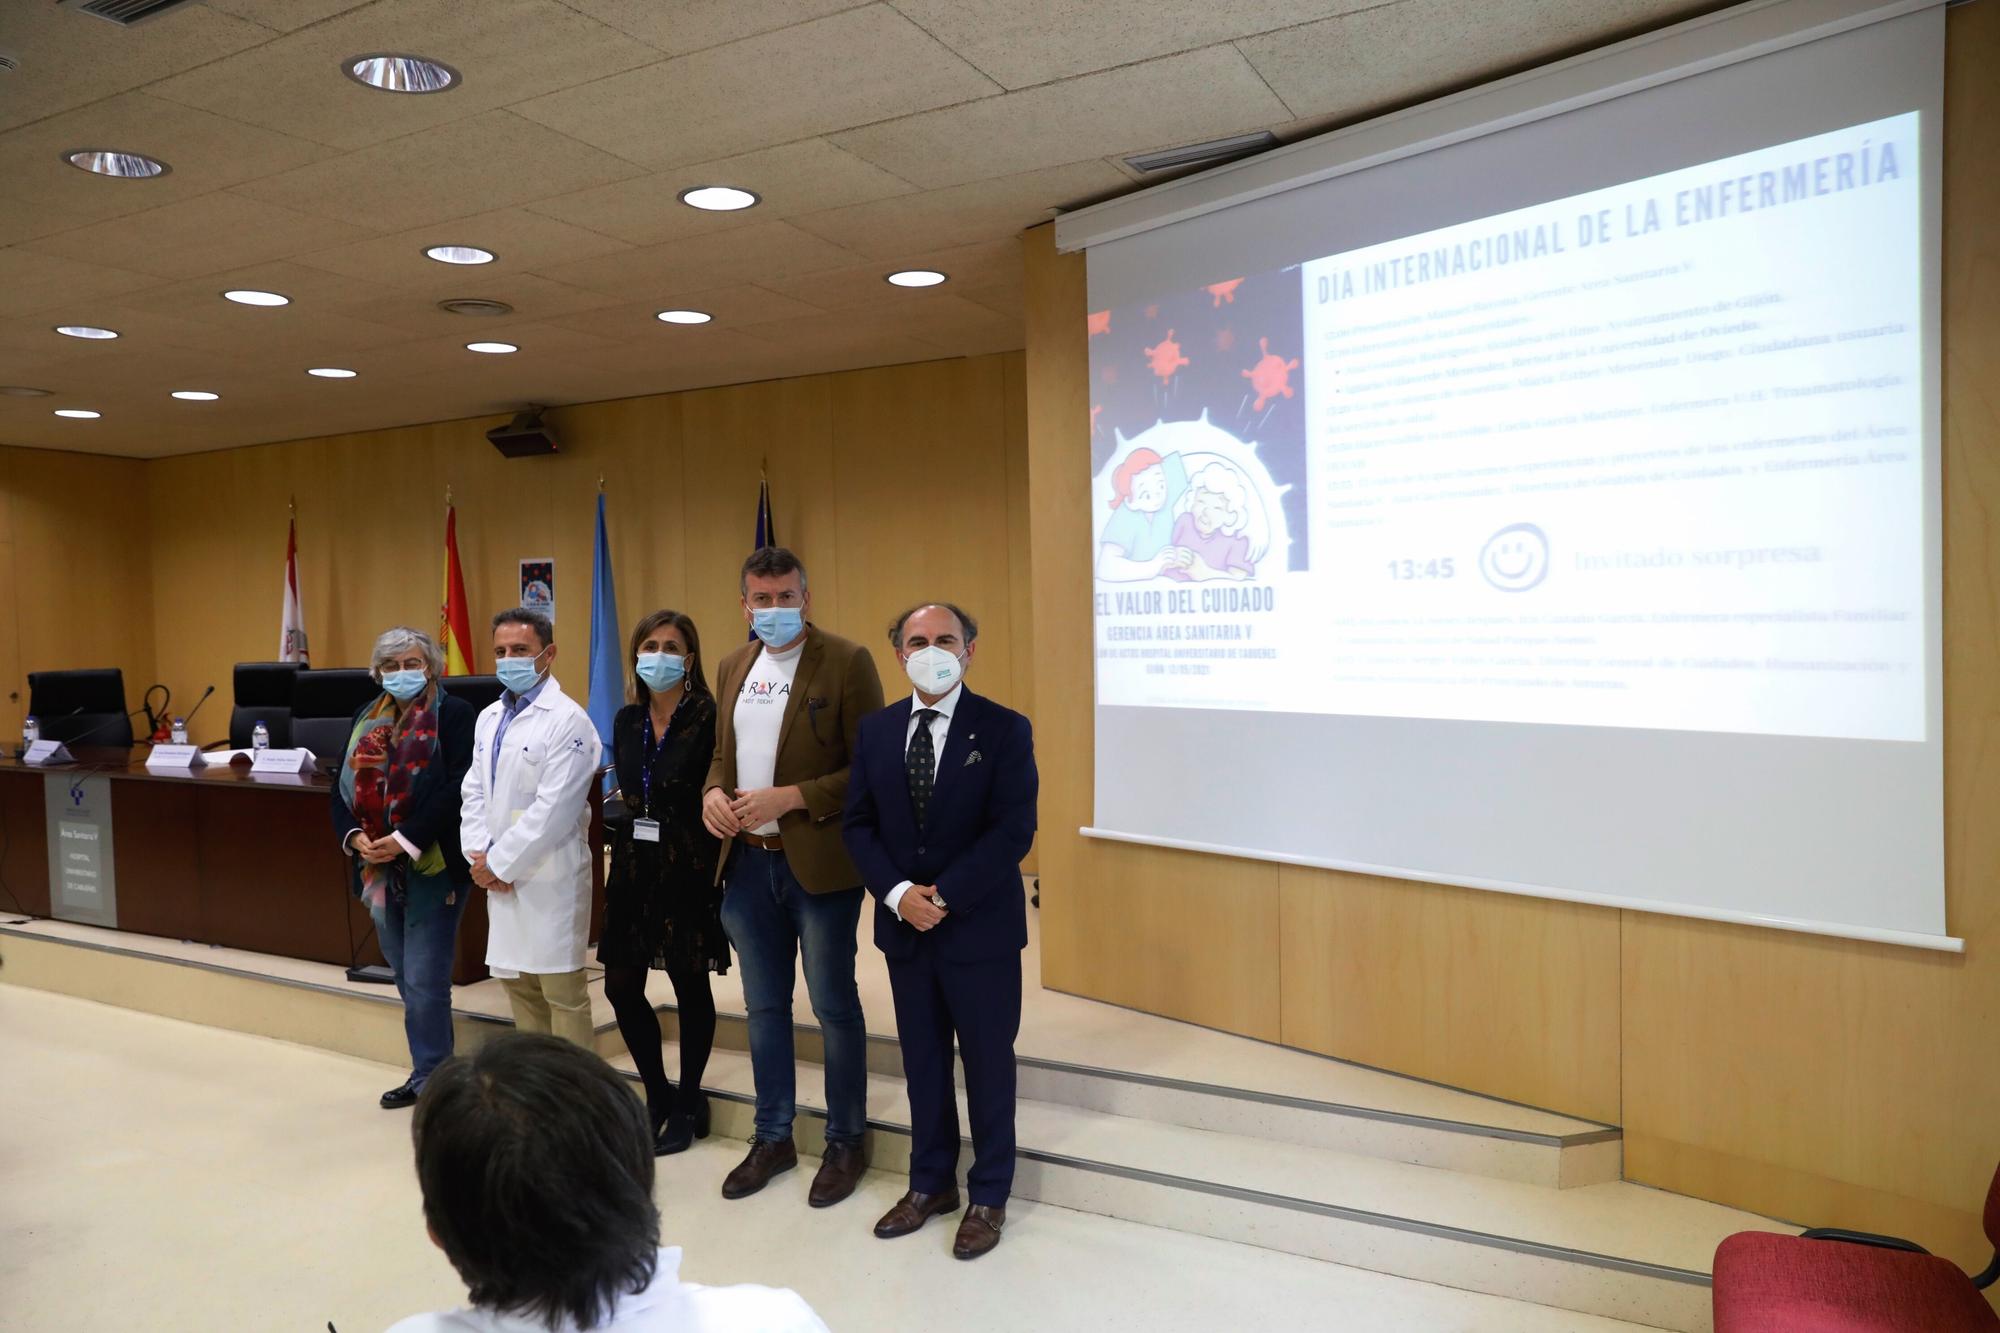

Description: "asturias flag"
440 504 475 676
586 491 622 749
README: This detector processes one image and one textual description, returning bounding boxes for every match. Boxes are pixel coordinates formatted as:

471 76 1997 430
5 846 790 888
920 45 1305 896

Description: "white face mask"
904 645 964 695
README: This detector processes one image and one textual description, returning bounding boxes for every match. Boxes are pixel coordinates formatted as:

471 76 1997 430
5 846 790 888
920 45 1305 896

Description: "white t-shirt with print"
733 639 804 835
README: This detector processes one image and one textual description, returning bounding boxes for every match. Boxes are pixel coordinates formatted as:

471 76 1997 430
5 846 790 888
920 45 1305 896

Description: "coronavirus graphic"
1087 309 1111 337
1241 336 1299 411
1205 278 1244 307
1144 329 1189 383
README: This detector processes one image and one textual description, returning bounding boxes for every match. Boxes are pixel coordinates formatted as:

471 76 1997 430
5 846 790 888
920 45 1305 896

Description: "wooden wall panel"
1622 1 2000 1266
1022 226 1283 1042
1280 867 1622 1124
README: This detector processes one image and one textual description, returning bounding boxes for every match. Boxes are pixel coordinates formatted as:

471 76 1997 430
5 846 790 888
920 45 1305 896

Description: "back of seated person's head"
413 1033 660 1331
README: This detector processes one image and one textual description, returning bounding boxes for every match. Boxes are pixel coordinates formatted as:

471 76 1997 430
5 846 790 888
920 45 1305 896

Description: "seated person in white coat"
461 607 602 1048
389 1033 829 1333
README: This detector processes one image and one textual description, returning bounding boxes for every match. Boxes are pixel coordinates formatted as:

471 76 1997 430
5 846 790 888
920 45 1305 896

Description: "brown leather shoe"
952 1204 1006 1260
808 1139 867 1208
721 1139 797 1200
873 1188 962 1239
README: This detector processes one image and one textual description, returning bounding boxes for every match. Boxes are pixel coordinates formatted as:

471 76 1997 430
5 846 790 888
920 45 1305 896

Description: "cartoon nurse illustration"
1165 461 1257 582
1095 447 1192 581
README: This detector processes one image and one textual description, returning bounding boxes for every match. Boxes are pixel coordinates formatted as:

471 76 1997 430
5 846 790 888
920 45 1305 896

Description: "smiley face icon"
1479 523 1550 592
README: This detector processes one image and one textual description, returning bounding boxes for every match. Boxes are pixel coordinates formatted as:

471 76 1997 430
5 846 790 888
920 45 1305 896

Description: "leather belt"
737 831 783 852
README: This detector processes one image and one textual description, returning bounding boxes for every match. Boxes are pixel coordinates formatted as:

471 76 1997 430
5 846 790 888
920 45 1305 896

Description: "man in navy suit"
843 602 1038 1260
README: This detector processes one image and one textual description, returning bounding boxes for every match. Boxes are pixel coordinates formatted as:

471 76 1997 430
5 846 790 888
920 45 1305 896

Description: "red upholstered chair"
1713 1161 2000 1331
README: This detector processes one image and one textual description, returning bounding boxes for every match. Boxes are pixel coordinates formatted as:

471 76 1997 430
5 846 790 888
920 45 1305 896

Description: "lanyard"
639 695 683 817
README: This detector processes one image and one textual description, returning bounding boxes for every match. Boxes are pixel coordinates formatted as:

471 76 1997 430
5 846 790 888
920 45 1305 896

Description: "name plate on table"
251 747 316 775
21 739 75 765
145 743 205 770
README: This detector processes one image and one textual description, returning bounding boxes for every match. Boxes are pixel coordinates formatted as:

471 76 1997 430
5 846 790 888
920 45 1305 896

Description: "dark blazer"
705 625 885 892
329 691 478 890
843 687 1038 963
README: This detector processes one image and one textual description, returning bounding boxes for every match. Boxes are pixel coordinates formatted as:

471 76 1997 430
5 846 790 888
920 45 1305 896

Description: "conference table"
0 748 606 987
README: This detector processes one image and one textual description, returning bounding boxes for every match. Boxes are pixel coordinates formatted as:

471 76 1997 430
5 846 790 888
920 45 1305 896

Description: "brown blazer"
705 624 886 892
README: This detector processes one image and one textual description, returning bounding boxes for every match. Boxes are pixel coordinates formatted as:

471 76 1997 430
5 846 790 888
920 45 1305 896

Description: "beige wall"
1025 0 2000 1269
1 354 1034 786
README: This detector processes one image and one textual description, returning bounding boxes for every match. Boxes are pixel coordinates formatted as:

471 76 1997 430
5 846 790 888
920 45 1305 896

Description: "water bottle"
252 721 270 751
23 716 39 746
171 716 188 745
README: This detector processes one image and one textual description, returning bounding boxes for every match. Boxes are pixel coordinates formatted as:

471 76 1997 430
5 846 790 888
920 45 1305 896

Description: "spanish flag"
440 503 475 676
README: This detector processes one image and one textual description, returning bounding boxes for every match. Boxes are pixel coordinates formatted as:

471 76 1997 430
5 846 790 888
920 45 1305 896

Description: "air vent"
438 298 513 318
61 0 200 26
0 54 19 74
1125 130 1279 174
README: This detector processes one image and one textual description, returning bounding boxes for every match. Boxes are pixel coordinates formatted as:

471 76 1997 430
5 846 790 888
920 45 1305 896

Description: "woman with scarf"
331 626 478 1110
600 609 727 1155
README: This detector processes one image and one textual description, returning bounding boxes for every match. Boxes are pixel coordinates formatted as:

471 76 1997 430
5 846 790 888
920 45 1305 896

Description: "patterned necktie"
907 709 939 826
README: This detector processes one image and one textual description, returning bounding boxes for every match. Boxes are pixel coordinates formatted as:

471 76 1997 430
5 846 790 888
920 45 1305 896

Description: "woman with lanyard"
331 626 477 1109
600 609 729 1153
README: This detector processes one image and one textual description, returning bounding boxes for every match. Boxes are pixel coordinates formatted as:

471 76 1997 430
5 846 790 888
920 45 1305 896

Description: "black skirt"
596 699 730 975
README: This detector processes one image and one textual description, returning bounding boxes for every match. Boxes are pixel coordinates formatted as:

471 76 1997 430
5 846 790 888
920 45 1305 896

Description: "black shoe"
657 1093 711 1156
379 1081 418 1110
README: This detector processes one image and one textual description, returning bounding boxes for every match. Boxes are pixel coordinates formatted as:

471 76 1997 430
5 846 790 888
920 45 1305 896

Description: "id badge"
633 818 661 843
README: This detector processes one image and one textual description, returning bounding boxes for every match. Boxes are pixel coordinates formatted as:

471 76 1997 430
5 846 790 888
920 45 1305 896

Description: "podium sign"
252 748 315 775
145 744 204 770
45 773 117 927
22 739 75 765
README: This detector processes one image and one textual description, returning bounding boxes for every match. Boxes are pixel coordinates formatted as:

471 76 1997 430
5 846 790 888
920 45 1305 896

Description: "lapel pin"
964 750 982 766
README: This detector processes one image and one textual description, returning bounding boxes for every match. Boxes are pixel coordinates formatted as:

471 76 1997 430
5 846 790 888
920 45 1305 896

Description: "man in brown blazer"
702 546 885 1208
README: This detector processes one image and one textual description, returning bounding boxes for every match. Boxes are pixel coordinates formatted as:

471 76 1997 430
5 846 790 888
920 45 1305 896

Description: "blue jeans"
719 846 867 1145
370 874 467 1091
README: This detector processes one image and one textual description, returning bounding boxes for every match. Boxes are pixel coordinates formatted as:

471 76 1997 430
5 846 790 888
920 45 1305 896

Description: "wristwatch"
933 890 949 911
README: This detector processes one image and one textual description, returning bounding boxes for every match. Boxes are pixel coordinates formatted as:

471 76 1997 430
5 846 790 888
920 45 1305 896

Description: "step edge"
664 1072 1711 1288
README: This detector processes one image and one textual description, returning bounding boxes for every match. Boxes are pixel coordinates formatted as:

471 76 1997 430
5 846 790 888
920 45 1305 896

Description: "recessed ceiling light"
656 309 712 325
345 53 460 94
54 409 100 419
438 298 513 317
425 244 495 265
308 367 358 378
885 269 948 288
64 149 169 178
55 324 119 339
171 390 220 401
223 289 290 307
466 341 517 354
0 386 54 398
677 185 759 212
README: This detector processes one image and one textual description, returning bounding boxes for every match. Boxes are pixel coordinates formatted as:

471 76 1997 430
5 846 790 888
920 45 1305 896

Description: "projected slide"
1090 113 1924 742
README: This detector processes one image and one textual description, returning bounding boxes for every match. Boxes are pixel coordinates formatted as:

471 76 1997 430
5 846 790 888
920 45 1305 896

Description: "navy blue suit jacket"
843 688 1037 963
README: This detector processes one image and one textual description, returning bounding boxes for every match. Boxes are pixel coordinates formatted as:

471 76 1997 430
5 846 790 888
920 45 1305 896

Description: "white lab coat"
460 676 601 976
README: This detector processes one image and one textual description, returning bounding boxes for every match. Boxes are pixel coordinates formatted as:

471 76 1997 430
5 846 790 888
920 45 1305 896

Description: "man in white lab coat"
461 607 602 1047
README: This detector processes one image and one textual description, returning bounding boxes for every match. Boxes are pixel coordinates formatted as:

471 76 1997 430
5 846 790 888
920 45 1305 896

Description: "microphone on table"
181 684 217 732
40 705 151 753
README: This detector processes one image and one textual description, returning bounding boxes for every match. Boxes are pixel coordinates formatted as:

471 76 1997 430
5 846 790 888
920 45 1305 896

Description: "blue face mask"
495 651 546 696
750 606 805 647
381 669 427 702
635 652 686 693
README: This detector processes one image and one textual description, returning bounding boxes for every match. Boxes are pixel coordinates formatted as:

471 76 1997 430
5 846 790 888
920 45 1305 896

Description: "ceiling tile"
0 4 275 133
0 94 337 246
552 0 860 56
535 222 862 299
888 0 1374 90
198 0 377 32
20 193 375 281
831 45 1291 188
230 111 646 233
762 237 1021 311
526 139 918 246
291 208 631 291
0 249 162 320
541 285 831 338
513 5 1001 170
790 158 1125 259
150 0 666 150
1238 0 1718 122
108 260 410 334
331 274 624 336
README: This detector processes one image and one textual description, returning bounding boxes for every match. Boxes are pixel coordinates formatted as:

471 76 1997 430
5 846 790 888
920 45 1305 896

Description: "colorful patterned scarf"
340 681 446 910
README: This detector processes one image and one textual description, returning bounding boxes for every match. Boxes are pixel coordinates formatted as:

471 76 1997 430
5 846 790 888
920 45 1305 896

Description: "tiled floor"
1 984 1667 1332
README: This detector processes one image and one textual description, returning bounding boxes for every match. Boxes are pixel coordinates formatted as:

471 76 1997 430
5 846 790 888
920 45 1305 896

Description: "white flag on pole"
281 515 309 664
